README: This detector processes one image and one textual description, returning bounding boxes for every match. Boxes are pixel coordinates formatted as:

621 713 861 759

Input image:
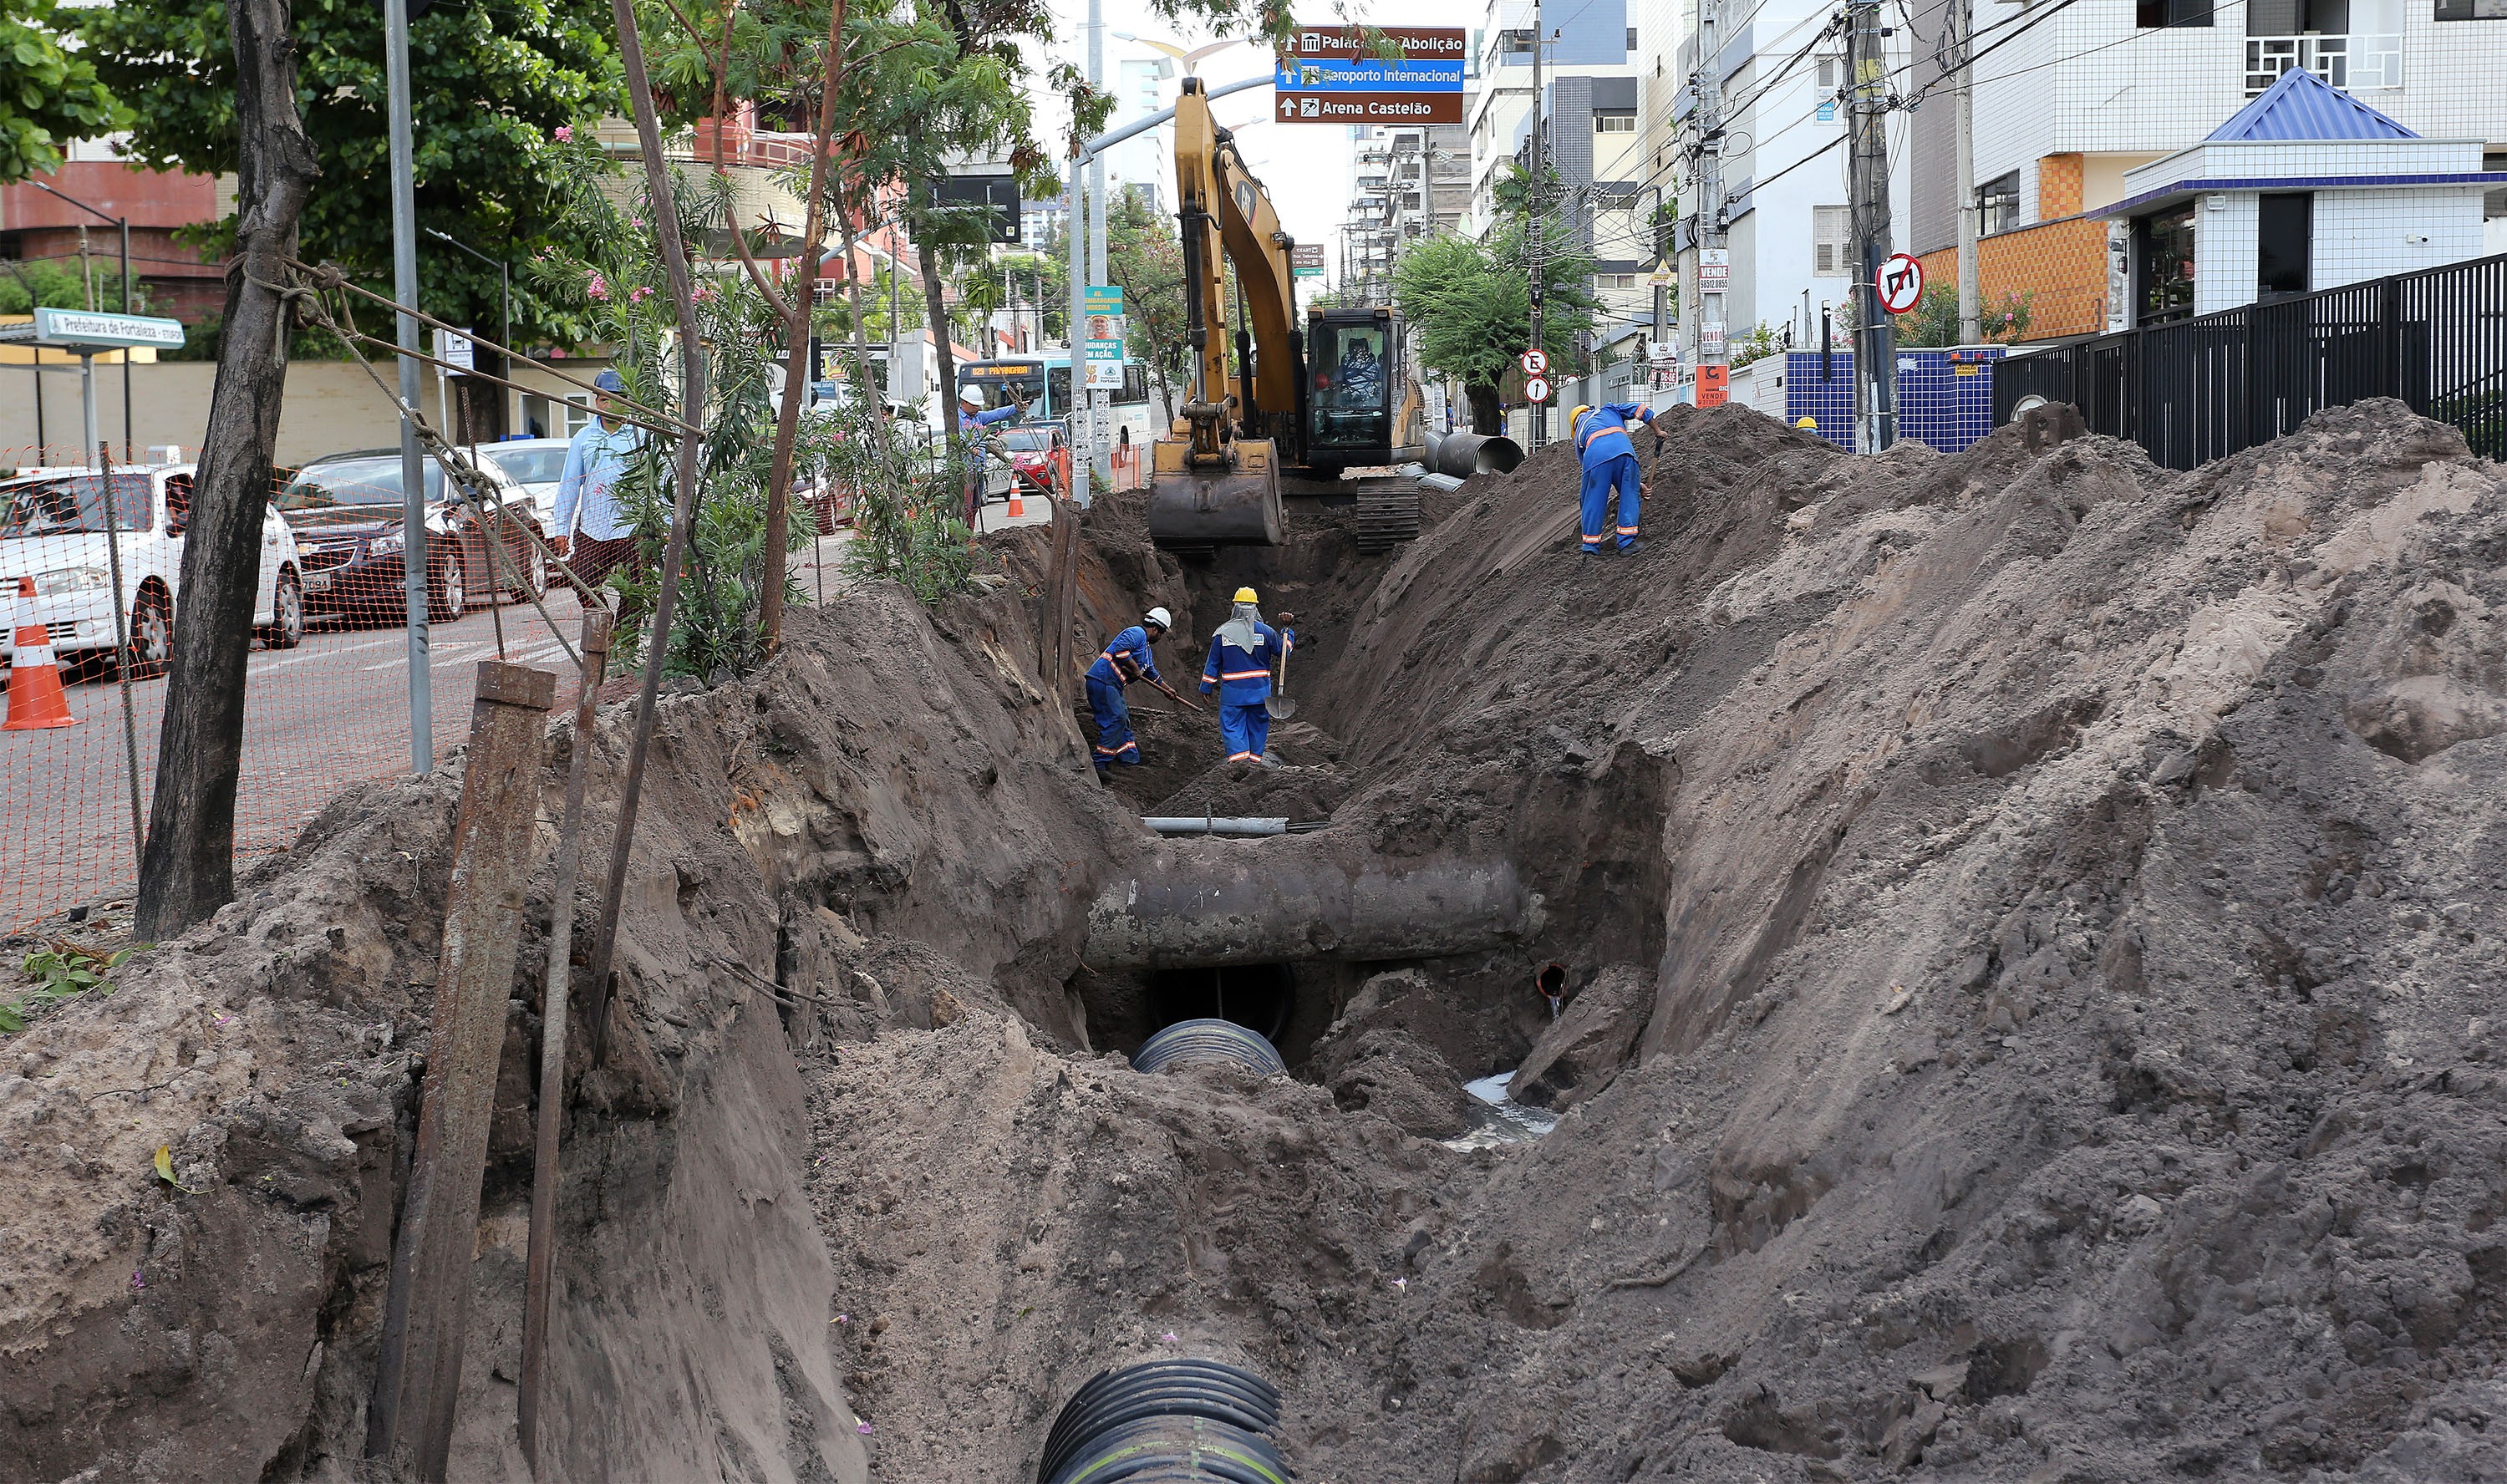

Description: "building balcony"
2243 33 2403 96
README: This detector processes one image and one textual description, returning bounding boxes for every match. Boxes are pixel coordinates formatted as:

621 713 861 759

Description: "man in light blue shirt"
553 369 648 587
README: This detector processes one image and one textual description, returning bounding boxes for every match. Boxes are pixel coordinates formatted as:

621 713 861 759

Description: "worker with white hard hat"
1086 606 1172 780
1199 587 1295 765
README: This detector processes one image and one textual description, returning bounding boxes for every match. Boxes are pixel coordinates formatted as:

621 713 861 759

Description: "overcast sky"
1016 1 1462 287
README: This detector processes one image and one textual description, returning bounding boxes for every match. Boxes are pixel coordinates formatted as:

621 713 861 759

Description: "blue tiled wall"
1784 347 2006 454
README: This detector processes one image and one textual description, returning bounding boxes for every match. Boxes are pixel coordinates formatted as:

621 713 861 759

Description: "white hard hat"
959 387 983 405
1145 607 1172 628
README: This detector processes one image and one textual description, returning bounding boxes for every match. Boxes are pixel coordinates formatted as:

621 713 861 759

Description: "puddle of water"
1442 1071 1559 1151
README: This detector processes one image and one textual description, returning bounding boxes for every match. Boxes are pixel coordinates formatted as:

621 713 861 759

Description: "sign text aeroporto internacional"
1276 25 1466 125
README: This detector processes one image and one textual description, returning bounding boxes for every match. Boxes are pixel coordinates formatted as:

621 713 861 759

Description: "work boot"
1619 538 1650 556
1094 767 1111 787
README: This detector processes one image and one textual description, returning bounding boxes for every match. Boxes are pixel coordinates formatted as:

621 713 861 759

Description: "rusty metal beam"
367 660 558 1481
518 613 608 1473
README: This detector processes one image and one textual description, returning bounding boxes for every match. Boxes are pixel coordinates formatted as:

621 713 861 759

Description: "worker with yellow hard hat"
1199 586 1296 765
1567 401 1657 558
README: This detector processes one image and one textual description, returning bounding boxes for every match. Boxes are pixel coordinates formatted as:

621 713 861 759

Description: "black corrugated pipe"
1040 1359 1287 1484
1423 429 1525 480
1131 1019 1287 1076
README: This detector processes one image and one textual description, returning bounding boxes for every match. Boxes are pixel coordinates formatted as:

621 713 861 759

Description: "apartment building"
1103 58 1173 219
1665 1 1908 396
1342 115 1477 303
1467 0 1645 232
1903 0 2507 337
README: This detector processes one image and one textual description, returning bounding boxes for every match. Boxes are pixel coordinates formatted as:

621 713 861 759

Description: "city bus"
958 355 1157 449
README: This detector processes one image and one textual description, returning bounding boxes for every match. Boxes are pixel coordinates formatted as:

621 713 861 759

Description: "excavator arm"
1152 78 1300 545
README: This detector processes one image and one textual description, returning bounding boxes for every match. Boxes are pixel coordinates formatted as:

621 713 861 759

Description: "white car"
0 464 306 676
472 439 576 534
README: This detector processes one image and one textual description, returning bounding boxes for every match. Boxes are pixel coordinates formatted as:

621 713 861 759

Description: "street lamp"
423 227 512 436
27 178 133 460
1111 33 1254 76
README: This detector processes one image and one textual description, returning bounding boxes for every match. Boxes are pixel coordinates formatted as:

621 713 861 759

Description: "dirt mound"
12 396 2504 1484
1274 398 2507 1481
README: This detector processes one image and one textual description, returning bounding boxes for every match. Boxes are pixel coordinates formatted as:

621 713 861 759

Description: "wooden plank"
367 660 557 1481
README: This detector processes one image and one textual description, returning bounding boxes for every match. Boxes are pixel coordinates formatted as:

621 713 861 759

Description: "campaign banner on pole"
1085 285 1126 391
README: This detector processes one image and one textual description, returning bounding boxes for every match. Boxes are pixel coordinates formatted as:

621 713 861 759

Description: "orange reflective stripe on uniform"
1616 525 1640 535
1218 668 1270 680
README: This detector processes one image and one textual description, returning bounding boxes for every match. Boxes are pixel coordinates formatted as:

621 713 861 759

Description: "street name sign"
0 307 187 350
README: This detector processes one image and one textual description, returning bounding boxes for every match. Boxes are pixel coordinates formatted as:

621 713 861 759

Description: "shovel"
1266 632 1298 720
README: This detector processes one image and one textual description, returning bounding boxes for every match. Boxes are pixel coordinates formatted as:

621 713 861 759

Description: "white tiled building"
2106 69 2504 321
1906 0 2507 269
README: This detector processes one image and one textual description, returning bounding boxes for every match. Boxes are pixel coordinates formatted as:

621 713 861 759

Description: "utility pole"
1953 0 1980 343
1065 160 1090 501
1086 0 1112 487
1847 0 1897 452
1527 0 1546 450
384 0 431 770
1695 0 1728 407
1650 186 1670 389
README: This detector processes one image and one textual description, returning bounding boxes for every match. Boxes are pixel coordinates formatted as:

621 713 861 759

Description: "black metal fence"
1993 252 2507 469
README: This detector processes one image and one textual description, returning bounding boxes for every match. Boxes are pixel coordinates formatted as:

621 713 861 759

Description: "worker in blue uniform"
1568 402 1655 557
1086 606 1172 780
1199 587 1295 765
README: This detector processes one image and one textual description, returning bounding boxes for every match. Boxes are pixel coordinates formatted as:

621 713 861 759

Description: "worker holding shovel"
1086 606 1176 781
1200 587 1296 765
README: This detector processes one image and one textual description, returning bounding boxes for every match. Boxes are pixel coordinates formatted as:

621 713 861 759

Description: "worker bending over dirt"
1086 607 1172 780
1200 587 1294 765
1569 402 1655 557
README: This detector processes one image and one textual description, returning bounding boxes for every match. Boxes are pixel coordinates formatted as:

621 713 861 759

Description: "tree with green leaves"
1392 214 1599 433
1102 191 1187 418
0 0 123 183
79 0 621 350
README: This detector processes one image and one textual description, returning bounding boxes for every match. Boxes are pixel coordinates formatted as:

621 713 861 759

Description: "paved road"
0 496 1055 933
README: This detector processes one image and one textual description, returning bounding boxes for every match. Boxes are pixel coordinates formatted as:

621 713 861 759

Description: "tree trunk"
1468 382 1502 434
135 0 318 939
752 0 847 650
913 183 960 521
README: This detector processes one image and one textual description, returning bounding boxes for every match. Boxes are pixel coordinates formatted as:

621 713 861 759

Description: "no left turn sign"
1519 348 1548 377
1876 253 1925 316
1523 375 1553 403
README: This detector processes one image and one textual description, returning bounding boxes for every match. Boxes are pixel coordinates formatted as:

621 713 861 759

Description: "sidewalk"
791 490 1059 603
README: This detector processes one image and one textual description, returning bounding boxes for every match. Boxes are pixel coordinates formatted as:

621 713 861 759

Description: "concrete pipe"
1083 836 1538 969
1423 431 1525 480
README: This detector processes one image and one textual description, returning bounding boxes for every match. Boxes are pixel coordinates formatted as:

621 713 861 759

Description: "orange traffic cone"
3 619 78 730
1006 480 1026 520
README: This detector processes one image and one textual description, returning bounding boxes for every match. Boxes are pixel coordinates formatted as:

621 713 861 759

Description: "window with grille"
2435 0 2507 16
1596 110 1638 133
1977 171 2020 235
1813 205 1849 275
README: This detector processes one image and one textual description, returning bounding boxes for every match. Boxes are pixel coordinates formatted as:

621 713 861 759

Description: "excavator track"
1352 480 1421 555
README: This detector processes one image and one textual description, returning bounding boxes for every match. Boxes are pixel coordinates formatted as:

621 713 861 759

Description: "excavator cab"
1300 308 1423 476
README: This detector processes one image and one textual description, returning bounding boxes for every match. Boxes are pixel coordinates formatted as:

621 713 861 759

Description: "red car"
1000 423 1069 495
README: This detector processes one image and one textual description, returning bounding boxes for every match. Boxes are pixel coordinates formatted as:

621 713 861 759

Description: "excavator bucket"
1147 436 1284 548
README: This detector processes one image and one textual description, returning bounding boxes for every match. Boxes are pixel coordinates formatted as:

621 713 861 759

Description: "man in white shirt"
552 368 648 587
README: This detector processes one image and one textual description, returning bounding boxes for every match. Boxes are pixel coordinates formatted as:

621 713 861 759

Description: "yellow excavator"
1148 78 1431 554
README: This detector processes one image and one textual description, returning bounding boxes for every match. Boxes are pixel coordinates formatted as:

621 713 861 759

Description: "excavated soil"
5 398 2504 1484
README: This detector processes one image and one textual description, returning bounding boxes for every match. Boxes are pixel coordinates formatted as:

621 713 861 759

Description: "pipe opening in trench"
1145 962 1297 1045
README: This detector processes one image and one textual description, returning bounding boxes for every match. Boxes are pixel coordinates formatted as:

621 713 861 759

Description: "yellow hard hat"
1569 404 1590 435
1795 416 1818 429
1232 587 1259 603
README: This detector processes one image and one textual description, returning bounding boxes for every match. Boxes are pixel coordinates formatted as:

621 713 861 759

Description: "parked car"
1000 422 1069 496
474 438 575 533
0 463 305 677
275 450 550 625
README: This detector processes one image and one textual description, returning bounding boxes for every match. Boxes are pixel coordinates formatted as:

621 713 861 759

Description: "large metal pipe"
1142 816 1335 837
1085 838 1538 969
1423 430 1525 480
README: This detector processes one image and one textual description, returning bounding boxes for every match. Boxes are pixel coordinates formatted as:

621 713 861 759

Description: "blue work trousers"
1218 702 1271 763
1087 675 1141 768
1580 454 1642 550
